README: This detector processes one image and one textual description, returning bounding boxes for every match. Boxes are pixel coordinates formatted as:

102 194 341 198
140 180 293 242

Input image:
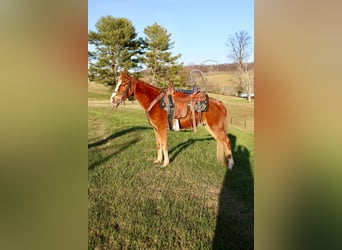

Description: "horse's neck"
133 79 161 110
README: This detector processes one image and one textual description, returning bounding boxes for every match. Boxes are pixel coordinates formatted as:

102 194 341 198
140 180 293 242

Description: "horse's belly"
178 117 192 129
178 112 204 129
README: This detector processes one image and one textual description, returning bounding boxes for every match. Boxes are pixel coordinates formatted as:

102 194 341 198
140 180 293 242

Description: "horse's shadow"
212 133 254 249
168 134 214 163
88 126 150 170
88 126 149 149
168 133 254 248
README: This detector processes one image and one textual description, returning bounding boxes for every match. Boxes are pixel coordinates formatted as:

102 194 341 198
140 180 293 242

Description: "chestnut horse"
110 71 234 169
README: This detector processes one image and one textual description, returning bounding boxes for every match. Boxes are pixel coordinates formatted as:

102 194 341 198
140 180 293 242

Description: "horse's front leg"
162 146 169 167
153 128 163 163
160 128 169 167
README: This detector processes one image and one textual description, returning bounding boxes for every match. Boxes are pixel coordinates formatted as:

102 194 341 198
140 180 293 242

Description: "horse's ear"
118 70 126 78
116 71 123 78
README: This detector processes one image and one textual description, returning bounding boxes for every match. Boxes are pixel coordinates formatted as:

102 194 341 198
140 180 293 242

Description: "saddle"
160 82 209 132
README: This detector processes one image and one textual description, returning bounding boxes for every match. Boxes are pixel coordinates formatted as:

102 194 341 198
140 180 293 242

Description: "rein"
110 77 133 113
123 78 133 100
107 100 119 115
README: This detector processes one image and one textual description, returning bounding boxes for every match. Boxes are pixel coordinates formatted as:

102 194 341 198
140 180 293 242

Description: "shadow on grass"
88 138 140 170
88 126 150 148
168 136 214 163
88 126 150 170
212 133 254 249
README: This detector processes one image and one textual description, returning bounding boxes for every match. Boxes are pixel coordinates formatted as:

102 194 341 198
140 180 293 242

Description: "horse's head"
110 72 134 108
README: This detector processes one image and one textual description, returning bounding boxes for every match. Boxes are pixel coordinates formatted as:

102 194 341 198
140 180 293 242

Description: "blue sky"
88 0 254 65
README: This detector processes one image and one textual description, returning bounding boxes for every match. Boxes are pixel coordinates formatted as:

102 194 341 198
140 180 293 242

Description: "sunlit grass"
88 102 254 249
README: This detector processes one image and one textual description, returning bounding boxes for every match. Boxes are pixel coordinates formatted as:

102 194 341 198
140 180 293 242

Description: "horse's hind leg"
219 132 234 169
226 140 234 169
205 124 234 169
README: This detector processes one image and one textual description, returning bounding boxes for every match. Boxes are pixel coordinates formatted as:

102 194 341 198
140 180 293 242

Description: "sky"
88 0 254 65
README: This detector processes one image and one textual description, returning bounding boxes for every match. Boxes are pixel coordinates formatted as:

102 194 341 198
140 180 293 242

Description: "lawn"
88 82 254 249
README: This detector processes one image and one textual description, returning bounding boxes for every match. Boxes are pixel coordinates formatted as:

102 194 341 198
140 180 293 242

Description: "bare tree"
226 30 254 101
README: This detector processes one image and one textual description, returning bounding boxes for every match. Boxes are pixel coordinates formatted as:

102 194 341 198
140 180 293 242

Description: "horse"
110 71 234 169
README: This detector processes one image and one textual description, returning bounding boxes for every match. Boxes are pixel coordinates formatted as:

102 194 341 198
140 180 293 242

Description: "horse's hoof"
153 159 162 164
161 163 169 168
228 163 234 170
228 158 234 170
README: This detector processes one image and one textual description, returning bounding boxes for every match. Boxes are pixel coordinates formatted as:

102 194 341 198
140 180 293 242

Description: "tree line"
88 16 253 100
88 16 182 86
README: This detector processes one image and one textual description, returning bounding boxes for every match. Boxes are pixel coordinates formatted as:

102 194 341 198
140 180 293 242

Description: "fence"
226 106 254 132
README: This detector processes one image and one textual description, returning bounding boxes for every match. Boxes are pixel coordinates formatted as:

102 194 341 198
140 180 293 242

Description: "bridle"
112 77 134 107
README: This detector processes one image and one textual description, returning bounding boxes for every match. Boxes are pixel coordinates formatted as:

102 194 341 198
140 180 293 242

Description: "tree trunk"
113 63 117 86
243 63 252 102
112 51 117 86
247 83 251 102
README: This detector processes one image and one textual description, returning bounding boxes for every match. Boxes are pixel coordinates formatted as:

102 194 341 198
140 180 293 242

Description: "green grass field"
88 82 254 249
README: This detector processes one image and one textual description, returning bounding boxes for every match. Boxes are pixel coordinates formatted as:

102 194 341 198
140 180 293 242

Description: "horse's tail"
204 124 230 167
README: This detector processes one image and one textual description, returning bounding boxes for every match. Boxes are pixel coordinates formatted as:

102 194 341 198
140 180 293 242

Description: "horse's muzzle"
111 95 123 108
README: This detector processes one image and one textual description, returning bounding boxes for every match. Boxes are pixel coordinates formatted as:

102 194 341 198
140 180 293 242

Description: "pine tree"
88 16 142 85
143 23 183 86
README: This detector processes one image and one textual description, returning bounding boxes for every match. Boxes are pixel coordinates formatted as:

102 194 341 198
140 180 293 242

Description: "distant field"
204 71 238 87
88 82 113 100
88 76 254 249
191 71 239 95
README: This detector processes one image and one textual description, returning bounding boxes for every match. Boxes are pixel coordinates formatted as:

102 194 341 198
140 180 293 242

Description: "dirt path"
88 100 144 111
88 100 111 107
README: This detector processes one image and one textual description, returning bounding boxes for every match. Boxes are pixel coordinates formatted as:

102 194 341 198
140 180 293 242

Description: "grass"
88 81 254 249
88 82 113 100
201 72 239 95
204 71 238 86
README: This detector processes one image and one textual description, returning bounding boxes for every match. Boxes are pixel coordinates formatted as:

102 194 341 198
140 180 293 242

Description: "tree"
88 51 96 81
226 30 254 101
142 23 183 86
88 16 142 85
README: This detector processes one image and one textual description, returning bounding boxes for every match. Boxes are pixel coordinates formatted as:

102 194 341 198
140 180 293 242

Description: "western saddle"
147 82 209 133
